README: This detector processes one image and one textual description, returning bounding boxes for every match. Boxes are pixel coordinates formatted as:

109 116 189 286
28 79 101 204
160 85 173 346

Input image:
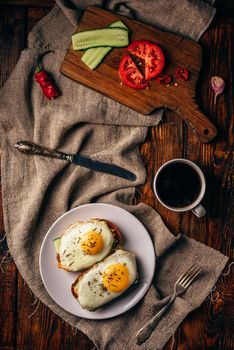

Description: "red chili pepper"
176 67 189 81
156 74 172 84
35 63 60 100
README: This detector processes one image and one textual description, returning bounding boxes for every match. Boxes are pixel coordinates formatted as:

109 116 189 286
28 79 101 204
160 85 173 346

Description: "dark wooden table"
0 1 233 349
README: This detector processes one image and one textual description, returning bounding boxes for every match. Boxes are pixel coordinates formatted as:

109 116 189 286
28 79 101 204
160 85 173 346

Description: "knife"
14 141 136 181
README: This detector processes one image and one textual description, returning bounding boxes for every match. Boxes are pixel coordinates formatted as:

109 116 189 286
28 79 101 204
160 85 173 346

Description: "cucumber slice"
81 46 112 70
72 27 129 50
81 20 129 70
109 20 128 30
53 237 61 254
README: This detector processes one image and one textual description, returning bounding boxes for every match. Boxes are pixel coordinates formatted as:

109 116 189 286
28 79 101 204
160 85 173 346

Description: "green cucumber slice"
109 20 128 30
81 46 112 70
72 27 129 50
81 20 128 70
53 237 61 254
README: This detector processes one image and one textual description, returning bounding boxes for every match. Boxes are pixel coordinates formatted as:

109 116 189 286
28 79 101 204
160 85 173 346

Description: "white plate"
39 203 155 319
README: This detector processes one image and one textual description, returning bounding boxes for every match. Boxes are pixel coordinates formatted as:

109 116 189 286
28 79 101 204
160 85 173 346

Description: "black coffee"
156 162 201 208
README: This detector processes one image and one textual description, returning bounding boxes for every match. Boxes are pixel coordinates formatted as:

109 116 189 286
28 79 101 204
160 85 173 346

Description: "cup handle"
191 204 206 218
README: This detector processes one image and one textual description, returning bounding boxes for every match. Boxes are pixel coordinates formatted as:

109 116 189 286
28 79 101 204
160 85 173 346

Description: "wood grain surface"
61 6 217 143
0 2 233 350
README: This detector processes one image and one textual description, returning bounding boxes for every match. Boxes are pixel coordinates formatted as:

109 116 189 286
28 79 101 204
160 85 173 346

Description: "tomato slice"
119 54 148 90
127 40 165 80
105 219 123 245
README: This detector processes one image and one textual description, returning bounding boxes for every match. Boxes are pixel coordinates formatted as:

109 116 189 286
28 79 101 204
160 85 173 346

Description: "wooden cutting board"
60 6 217 143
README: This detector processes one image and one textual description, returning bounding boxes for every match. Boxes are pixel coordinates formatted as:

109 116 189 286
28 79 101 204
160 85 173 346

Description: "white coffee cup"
153 159 206 218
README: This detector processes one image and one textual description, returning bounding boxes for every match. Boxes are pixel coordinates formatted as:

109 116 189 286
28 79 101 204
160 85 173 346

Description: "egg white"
59 219 114 272
74 249 138 311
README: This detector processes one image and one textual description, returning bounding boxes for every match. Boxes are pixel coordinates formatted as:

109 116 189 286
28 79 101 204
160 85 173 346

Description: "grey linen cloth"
0 0 228 349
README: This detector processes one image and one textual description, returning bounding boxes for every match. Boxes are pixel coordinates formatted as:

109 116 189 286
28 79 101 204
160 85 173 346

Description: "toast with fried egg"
71 249 138 311
53 219 123 272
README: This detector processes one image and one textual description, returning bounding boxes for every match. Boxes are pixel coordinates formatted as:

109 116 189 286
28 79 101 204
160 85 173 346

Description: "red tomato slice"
105 219 123 244
127 40 165 80
119 54 148 90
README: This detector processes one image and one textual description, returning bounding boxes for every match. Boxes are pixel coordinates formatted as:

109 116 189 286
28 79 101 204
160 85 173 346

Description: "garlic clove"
211 76 225 105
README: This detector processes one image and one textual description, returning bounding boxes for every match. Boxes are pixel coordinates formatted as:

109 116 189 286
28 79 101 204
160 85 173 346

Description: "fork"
136 265 202 344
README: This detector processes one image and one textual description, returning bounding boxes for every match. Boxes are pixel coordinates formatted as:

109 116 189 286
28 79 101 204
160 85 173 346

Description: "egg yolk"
80 231 104 255
102 264 129 293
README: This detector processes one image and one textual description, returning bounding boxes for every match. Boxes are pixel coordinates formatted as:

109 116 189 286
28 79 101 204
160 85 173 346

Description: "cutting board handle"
176 100 217 143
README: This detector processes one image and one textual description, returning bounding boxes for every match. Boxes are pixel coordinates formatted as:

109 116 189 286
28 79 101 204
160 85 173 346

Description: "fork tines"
177 265 202 287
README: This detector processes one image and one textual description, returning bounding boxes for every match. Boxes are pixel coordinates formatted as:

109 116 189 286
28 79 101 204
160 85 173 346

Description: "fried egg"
72 249 138 311
57 219 115 272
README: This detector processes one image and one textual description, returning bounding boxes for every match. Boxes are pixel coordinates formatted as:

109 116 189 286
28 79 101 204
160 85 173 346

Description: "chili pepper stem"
36 63 43 73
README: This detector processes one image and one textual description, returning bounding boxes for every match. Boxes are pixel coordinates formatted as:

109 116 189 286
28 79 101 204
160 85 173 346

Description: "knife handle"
14 141 73 162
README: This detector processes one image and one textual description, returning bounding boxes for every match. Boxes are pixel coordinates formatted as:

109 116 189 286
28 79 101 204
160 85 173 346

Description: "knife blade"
14 141 136 182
